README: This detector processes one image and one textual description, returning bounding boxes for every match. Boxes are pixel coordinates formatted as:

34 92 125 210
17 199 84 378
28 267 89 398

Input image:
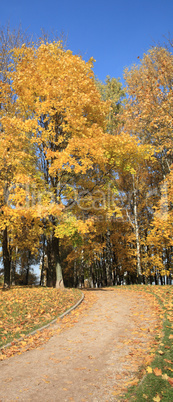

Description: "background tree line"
0 25 173 288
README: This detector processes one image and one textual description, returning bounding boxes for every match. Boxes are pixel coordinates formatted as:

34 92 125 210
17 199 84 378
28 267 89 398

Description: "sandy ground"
0 289 158 401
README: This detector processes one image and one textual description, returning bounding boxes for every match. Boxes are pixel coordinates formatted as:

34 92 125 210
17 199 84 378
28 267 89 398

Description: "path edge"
0 291 84 351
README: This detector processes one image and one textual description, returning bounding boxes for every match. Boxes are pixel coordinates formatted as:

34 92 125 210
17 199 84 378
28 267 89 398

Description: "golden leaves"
153 395 161 402
0 287 81 349
169 334 173 339
0 288 97 360
158 350 164 355
12 42 108 140
3 40 112 246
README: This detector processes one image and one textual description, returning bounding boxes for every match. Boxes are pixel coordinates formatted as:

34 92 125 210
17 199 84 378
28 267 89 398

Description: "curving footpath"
0 289 158 401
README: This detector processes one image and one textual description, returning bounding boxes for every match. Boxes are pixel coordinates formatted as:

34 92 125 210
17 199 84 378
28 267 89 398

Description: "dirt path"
0 289 158 401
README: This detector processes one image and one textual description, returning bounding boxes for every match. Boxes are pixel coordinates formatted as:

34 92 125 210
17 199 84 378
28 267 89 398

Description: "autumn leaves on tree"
0 31 173 287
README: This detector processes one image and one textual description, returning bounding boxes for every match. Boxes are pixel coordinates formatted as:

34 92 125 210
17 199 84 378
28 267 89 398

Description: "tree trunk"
11 247 17 286
53 236 64 289
73 259 77 287
11 259 16 285
56 261 64 288
47 238 54 287
25 267 29 285
105 229 113 286
78 262 84 288
3 226 11 288
102 258 107 287
40 235 45 286
89 264 94 288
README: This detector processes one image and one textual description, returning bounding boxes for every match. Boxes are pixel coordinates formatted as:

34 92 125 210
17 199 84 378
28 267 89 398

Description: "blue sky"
1 0 173 84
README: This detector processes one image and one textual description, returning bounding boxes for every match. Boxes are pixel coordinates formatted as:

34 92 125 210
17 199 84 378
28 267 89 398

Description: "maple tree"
1 30 173 287
60 134 151 286
119 45 173 284
0 77 40 287
0 25 43 288
147 168 173 282
6 41 110 288
123 46 173 172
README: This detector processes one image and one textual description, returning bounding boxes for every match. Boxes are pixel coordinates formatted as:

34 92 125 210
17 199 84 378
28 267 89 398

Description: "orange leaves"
169 334 173 340
122 46 173 275
0 287 82 349
168 377 173 387
12 42 108 144
148 366 173 388
0 74 43 261
0 288 97 361
6 41 112 248
164 359 173 364
153 367 162 377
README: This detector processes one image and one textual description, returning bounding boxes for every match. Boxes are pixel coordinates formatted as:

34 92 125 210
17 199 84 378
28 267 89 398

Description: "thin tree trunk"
47 238 53 287
89 264 94 288
25 266 29 285
11 259 16 285
53 236 64 289
56 261 64 288
40 235 45 286
11 246 17 286
105 228 113 286
102 257 107 287
73 258 77 287
3 226 11 288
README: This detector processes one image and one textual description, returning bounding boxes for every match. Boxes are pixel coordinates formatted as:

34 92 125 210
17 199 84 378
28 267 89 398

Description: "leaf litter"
0 286 172 401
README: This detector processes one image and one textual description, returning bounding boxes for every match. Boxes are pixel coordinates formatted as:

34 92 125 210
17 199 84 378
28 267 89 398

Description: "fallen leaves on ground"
153 395 161 402
153 367 162 376
0 286 82 347
1 285 173 401
0 289 97 360
146 366 153 373
119 285 173 401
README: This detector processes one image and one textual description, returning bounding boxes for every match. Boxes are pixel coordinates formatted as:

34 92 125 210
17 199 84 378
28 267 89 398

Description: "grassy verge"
122 285 173 401
0 286 82 348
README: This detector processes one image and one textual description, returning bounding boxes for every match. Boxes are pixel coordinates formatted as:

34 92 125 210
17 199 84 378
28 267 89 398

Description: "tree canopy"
1 28 173 288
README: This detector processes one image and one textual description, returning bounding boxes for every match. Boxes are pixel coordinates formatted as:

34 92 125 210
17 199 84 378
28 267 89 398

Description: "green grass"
121 285 173 401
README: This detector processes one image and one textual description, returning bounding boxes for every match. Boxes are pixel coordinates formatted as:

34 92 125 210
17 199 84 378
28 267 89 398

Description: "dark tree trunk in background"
47 228 64 288
47 238 54 287
3 226 11 288
73 259 77 287
40 234 45 286
105 229 113 286
25 251 31 285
